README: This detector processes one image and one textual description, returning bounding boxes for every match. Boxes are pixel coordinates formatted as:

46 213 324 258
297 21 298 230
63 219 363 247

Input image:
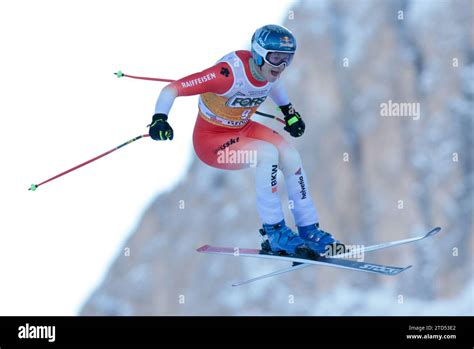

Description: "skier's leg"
193 117 284 224
233 139 306 253
193 117 305 253
244 121 319 226
276 143 344 253
244 121 342 254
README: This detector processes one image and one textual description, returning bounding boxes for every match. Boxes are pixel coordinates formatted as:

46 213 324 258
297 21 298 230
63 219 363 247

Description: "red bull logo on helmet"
279 36 294 48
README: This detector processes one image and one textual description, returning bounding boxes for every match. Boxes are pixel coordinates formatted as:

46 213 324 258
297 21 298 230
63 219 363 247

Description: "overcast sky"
0 0 296 315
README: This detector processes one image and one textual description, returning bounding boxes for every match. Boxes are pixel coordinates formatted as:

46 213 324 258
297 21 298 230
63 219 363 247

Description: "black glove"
148 113 174 141
280 103 305 137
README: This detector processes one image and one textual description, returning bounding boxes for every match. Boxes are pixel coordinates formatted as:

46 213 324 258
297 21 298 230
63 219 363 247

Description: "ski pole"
114 71 174 83
29 134 149 191
254 111 285 125
115 71 286 124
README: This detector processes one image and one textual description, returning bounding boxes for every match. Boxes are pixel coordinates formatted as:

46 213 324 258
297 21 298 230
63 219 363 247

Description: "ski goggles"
265 51 294 68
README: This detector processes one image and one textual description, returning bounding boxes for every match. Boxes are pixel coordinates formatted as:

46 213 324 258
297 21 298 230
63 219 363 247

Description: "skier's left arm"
270 81 305 138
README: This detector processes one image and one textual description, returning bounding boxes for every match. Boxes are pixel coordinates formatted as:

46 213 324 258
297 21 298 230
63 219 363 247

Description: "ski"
332 226 442 258
231 226 441 286
197 245 412 282
231 262 310 287
197 227 441 286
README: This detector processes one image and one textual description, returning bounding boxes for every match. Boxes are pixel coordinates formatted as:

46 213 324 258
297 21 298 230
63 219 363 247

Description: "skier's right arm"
149 62 234 141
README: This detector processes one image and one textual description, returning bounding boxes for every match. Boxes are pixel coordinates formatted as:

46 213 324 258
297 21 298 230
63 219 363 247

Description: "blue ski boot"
297 223 345 256
260 219 306 255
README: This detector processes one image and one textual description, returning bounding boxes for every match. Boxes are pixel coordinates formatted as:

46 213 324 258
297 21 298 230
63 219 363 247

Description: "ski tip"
426 227 442 237
232 280 250 287
196 245 210 253
390 265 413 275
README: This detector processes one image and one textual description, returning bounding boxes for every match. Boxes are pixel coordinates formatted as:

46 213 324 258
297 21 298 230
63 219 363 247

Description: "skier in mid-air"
149 24 342 255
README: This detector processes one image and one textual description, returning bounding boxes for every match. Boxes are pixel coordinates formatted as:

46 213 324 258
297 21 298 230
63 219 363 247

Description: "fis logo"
271 164 278 193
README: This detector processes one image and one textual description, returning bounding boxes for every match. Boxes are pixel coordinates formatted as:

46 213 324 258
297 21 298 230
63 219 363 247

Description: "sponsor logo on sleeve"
181 72 217 88
220 67 230 77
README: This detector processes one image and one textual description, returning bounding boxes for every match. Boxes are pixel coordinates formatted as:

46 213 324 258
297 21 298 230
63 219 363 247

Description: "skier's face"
259 62 286 82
